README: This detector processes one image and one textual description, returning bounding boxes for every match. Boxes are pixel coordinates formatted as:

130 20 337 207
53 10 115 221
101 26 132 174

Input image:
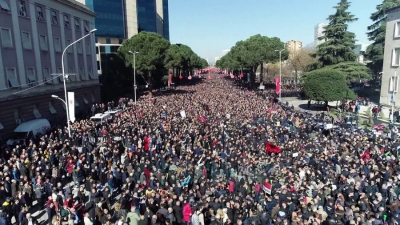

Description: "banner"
275 77 281 94
262 181 272 195
68 92 75 123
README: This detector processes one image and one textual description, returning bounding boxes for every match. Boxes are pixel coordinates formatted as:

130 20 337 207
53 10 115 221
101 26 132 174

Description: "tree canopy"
215 34 288 86
118 32 207 95
365 0 400 74
309 0 371 81
303 68 356 102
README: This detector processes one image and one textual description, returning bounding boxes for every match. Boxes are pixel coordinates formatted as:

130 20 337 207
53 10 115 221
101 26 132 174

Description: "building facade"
353 43 367 64
314 23 327 46
381 6 400 105
0 0 100 134
285 40 302 56
77 0 169 46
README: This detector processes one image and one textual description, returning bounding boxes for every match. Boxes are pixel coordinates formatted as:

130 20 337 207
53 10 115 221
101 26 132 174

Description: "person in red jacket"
182 201 192 224
143 135 149 151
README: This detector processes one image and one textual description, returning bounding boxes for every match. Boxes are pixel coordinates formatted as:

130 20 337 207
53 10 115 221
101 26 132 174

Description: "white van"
7 119 51 145
90 113 111 124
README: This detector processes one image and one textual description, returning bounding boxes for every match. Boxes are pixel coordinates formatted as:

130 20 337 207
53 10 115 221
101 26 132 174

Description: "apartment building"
0 0 100 134
285 40 302 56
381 5 400 105
314 23 327 46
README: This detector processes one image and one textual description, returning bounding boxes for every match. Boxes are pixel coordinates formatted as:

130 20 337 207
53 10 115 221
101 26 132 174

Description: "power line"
11 74 63 95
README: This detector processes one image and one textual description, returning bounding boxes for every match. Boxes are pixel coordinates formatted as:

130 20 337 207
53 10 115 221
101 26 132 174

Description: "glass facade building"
137 0 157 33
163 0 170 40
85 0 125 38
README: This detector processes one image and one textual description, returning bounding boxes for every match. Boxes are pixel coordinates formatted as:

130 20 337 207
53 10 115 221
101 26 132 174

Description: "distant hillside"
303 42 315 51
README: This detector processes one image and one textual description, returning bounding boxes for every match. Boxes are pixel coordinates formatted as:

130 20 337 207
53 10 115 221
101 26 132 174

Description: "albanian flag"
266 142 281 154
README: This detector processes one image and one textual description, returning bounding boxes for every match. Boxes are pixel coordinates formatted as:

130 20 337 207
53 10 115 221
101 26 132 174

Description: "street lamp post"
60 29 97 137
275 49 284 102
129 51 139 104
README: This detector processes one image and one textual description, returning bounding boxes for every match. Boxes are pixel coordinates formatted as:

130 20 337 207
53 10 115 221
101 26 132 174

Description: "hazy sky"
169 0 382 63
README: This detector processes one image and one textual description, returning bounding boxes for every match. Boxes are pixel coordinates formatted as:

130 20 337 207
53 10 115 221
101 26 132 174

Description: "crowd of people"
1 74 400 225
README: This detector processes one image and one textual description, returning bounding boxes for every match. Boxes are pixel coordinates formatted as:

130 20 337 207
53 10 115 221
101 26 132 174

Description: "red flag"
239 74 244 79
169 73 173 84
179 75 183 79
275 77 281 94
262 182 272 195
266 142 281 154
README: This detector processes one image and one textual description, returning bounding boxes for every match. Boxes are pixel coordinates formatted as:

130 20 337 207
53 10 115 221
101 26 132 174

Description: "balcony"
0 79 99 100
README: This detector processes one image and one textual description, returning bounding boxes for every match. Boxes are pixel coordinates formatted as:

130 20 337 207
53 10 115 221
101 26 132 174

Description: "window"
392 48 400 67
36 6 44 21
83 94 89 104
6 68 19 88
106 38 111 44
66 40 72 53
86 42 90 55
75 100 79 107
0 0 11 12
43 67 51 84
39 35 48 51
14 109 22 124
54 37 61 52
19 0 27 17
51 11 58 25
33 105 42 118
49 102 56 114
79 67 85 80
88 67 95 79
77 41 82 54
91 93 95 102
69 67 75 81
64 14 70 29
74 18 80 31
390 76 399 93
26 68 36 86
119 39 123 44
21 32 32 49
396 21 400 38
84 21 90 33
1 28 12 48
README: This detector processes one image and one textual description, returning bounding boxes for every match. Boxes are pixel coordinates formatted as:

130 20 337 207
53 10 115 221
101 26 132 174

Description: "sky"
168 0 382 64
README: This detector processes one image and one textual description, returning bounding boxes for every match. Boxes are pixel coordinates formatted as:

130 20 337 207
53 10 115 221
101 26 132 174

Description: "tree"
365 0 400 74
287 49 317 78
303 68 356 102
324 61 371 82
164 44 207 78
309 0 371 81
118 32 170 96
215 35 288 86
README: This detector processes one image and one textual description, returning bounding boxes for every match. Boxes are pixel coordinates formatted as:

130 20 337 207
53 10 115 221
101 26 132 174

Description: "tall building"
285 40 302 56
314 23 327 46
0 0 100 134
79 0 169 45
353 43 367 64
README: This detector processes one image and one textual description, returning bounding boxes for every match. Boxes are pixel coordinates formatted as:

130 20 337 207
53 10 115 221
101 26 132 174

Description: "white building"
314 23 327 46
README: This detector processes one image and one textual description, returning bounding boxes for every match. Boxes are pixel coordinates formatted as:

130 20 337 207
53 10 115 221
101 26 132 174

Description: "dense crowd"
1 75 400 225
